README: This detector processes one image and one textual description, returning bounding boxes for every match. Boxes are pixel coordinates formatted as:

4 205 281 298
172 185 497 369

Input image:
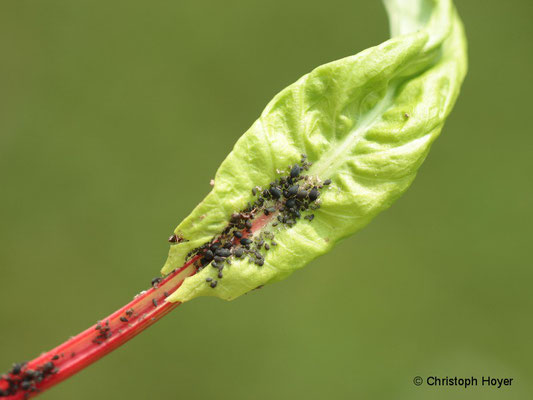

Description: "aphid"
210 281 218 288
266 206 276 214
290 164 301 178
234 247 244 258
323 179 332 185
252 187 257 196
120 317 129 323
309 187 319 201
269 187 281 199
234 231 243 238
43 362 54 373
304 214 315 221
215 248 231 258
245 219 253 229
286 198 296 209
210 242 221 251
126 308 134 317
226 258 232 265
240 238 252 246
287 185 299 197
204 249 214 261
52 355 60 361
218 272 223 278
255 259 264 266
152 299 158 308
272 221 279 226
164 291 169 297
271 241 277 246
151 277 162 287
297 190 308 200
264 243 270 250
206 277 212 282
20 381 31 391
11 363 21 375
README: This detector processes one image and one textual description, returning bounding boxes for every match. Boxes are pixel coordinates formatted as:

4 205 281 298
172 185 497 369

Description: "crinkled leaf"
163 0 467 302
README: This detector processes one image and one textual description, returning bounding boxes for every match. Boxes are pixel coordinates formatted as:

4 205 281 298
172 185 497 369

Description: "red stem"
0 261 197 399
1 211 273 399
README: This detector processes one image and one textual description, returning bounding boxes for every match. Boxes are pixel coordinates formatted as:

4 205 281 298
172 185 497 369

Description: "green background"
0 1 531 399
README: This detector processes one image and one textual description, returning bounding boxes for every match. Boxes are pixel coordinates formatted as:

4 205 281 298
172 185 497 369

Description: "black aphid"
11 364 21 375
287 185 298 197
218 272 223 278
264 243 270 250
210 281 218 288
269 187 281 199
204 250 214 261
152 299 158 308
215 248 231 258
297 190 308 199
206 277 212 282
290 165 301 178
43 362 54 373
120 316 128 323
234 231 243 238
304 214 315 221
151 277 162 287
52 355 59 361
245 219 253 229
255 259 264 266
252 187 257 196
240 238 252 246
286 198 296 209
323 179 332 185
309 187 319 201
234 247 244 258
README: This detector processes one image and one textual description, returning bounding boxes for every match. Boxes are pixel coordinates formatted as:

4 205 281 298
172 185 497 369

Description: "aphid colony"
171 154 331 289
0 358 60 398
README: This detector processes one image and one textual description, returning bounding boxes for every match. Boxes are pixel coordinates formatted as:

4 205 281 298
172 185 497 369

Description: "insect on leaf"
162 0 467 302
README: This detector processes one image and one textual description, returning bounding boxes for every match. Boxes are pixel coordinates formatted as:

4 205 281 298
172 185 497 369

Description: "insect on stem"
0 262 196 399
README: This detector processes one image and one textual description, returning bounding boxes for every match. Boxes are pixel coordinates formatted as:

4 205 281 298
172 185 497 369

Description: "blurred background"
0 1 531 399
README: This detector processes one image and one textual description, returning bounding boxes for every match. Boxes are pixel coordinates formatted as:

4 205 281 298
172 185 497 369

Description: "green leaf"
162 0 467 302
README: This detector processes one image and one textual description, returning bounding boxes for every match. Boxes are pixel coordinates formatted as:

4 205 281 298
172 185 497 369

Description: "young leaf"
162 0 467 302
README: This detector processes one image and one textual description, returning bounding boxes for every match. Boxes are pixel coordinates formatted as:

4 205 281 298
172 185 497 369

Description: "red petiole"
0 261 196 399
0 211 274 399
